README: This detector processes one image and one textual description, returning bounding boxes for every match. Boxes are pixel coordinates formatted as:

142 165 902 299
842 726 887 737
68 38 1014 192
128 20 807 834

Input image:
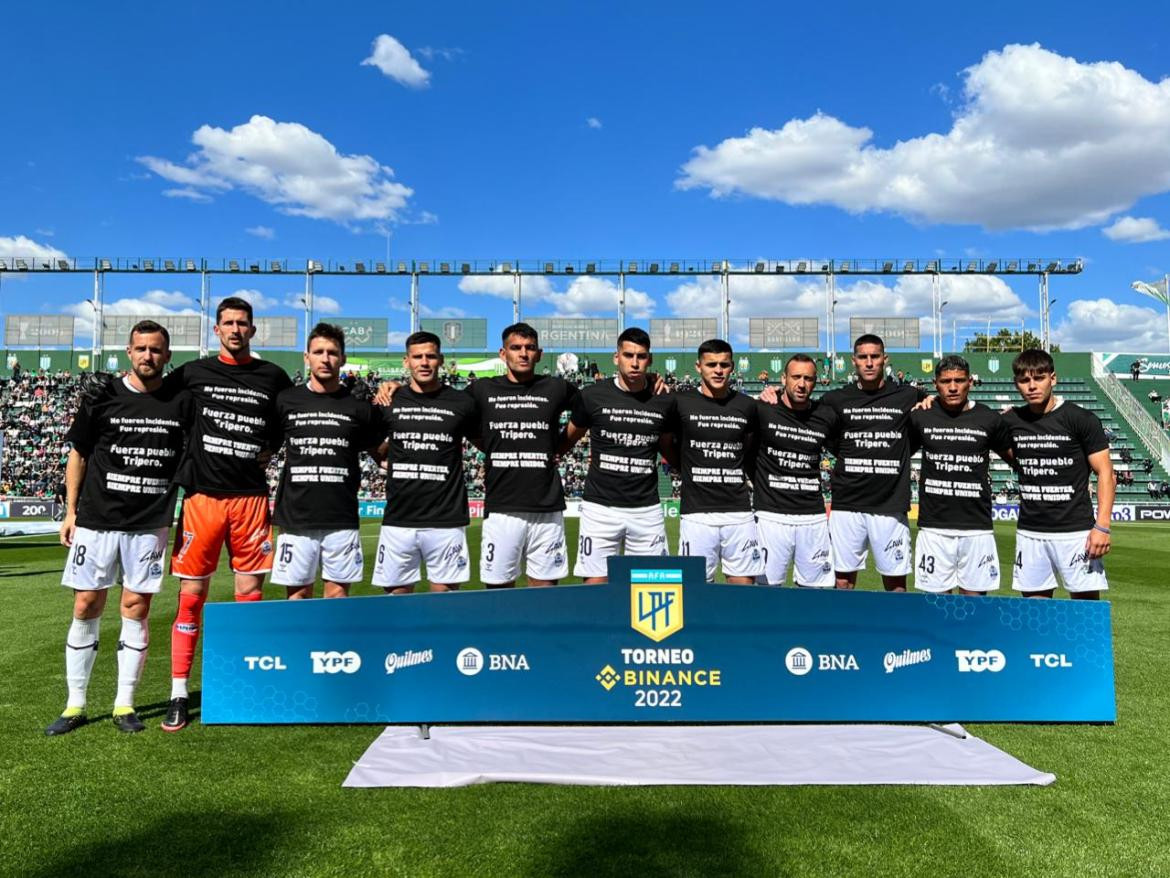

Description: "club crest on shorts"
630 573 684 642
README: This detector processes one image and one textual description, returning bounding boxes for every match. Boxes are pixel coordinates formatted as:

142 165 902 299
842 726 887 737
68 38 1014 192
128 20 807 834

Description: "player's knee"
72 590 105 619
120 591 151 619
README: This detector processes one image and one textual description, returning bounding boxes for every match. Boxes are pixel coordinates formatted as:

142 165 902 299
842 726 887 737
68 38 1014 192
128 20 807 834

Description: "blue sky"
3 1 1170 352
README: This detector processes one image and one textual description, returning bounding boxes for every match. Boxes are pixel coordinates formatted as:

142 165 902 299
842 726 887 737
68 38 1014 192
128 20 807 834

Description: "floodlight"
927 260 940 272
711 261 721 275
143 259 154 271
985 261 998 272
229 260 240 272
754 262 765 273
775 264 786 273
965 261 977 272
1026 262 1038 271
163 259 176 271
564 264 575 273
669 262 680 273
41 261 51 269
377 262 388 273
439 262 451 274
820 263 830 271
1066 261 1079 271
796 261 807 272
1046 261 1059 272
501 262 512 272
59 259 71 271
628 261 639 272
418 263 429 273
356 261 367 273
100 259 112 271
308 260 323 273
650 263 659 273
903 260 915 271
15 259 28 271
459 263 469 274
545 262 554 273
397 262 408 273
585 263 596 273
882 261 893 272
249 262 260 272
271 260 282 272
338 265 347 272
838 261 851 272
0 259 6 270
185 259 196 271
1006 261 1018 272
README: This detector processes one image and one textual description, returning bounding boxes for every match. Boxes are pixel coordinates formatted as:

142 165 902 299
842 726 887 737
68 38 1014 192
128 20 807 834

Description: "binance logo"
595 665 620 691
630 581 684 642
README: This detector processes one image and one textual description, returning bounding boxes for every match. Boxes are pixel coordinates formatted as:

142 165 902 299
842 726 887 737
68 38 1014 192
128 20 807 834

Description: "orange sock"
234 591 262 603
170 591 206 679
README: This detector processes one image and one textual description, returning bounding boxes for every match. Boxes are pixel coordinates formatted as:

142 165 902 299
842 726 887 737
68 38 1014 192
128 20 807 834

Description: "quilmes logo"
955 649 1006 673
630 569 684 642
310 650 362 674
384 649 434 674
883 648 931 674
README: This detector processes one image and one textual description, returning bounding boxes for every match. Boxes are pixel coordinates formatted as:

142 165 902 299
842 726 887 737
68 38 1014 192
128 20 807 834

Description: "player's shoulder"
275 382 307 403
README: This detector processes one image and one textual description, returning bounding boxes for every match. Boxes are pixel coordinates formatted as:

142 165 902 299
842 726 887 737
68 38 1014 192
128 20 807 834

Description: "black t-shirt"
665 389 758 515
821 382 924 514
65 377 191 531
168 356 292 496
1001 401 1109 532
381 385 478 528
910 402 1012 530
570 379 672 508
272 384 383 531
753 399 838 515
468 375 578 514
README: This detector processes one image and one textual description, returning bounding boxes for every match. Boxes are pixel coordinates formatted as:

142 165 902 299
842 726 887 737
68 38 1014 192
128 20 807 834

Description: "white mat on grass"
344 724 1055 788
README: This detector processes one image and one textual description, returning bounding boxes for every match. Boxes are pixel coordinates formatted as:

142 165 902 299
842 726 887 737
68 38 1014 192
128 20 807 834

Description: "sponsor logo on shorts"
955 649 1006 672
148 562 163 578
310 650 362 674
883 648 931 674
138 548 164 564
244 655 286 671
1030 653 1073 668
786 646 859 674
456 646 529 676
385 649 434 674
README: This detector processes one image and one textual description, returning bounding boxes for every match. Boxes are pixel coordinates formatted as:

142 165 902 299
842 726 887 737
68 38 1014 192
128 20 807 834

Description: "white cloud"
417 46 463 62
1053 298 1168 349
142 290 197 308
162 187 213 203
64 290 201 336
388 298 469 319
586 117 602 129
677 44 1170 231
284 293 341 315
546 276 655 319
459 271 555 301
34 228 54 237
138 115 414 224
1102 215 1170 243
0 234 67 263
362 34 431 88
246 225 276 239
226 289 280 311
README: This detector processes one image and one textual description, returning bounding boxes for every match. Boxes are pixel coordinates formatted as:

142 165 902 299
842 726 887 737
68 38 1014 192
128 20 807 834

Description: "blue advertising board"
202 556 1115 724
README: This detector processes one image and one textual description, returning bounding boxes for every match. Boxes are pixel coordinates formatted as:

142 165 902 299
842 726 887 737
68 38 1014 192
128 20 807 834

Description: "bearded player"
270 323 384 599
46 320 190 735
162 296 292 731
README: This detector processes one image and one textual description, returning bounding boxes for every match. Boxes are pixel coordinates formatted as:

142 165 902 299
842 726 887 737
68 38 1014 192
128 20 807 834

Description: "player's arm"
60 449 86 548
758 384 779 405
374 380 402 406
658 432 680 469
558 422 588 457
1086 448 1115 559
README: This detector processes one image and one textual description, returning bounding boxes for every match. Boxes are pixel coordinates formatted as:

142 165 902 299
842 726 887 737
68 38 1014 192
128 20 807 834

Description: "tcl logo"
955 649 1006 673
243 655 286 671
1030 653 1073 668
310 650 362 674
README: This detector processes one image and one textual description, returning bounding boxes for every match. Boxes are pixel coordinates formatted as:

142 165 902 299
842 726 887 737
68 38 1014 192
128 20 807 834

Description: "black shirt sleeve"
64 402 97 457
569 389 591 429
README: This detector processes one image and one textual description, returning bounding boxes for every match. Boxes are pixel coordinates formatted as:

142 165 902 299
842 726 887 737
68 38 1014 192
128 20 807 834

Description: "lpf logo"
955 649 1006 673
310 650 362 674
630 582 683 642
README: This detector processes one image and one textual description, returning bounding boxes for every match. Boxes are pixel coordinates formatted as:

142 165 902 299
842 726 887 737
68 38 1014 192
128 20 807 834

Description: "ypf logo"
310 650 362 674
630 582 684 642
955 649 1006 673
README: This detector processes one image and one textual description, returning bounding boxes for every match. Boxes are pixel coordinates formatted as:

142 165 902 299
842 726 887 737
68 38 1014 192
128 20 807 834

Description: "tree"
962 328 1059 353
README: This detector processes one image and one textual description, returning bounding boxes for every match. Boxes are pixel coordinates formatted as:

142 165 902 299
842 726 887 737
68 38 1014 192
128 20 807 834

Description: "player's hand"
649 372 670 395
1085 527 1111 559
60 513 76 548
256 450 273 467
758 384 779 405
374 380 401 406
912 395 937 411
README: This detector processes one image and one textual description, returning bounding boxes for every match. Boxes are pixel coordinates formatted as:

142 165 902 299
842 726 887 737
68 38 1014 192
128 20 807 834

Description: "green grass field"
2 519 1167 878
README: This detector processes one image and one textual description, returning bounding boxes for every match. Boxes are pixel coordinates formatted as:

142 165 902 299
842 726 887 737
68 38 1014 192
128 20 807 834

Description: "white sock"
115 616 149 710
65 617 100 711
170 677 189 699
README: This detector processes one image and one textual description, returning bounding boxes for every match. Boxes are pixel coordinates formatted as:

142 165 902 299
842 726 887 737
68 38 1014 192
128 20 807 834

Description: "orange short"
171 493 274 579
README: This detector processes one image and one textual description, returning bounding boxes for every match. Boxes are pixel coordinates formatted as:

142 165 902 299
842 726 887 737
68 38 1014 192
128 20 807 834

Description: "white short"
679 512 765 583
913 528 1001 593
481 512 568 584
574 501 668 578
1011 529 1109 594
372 526 471 587
60 526 169 594
829 510 911 576
271 529 364 586
755 511 834 588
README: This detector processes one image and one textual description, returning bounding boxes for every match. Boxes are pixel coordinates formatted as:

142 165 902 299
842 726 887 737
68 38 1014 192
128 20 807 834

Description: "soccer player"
270 323 384 599
47 320 190 735
471 323 578 587
1002 349 1114 599
162 296 292 731
559 327 673 583
372 331 478 593
909 355 1013 595
665 339 763 584
820 334 924 591
752 354 838 588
